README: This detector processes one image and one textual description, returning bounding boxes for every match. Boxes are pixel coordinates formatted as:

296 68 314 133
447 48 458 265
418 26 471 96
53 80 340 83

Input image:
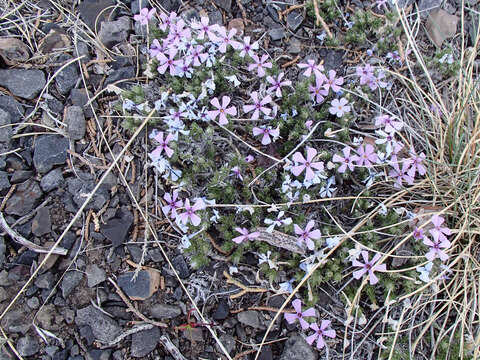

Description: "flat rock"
287 11 304 31
61 271 83 298
0 109 11 149
212 299 229 320
76 305 122 344
17 336 39 357
78 0 116 31
10 170 33 184
268 27 286 41
0 172 10 194
150 303 182 319
105 66 135 87
117 270 160 300
33 135 69 174
172 255 190 278
279 335 317 360
99 16 131 49
4 179 42 216
216 334 235 354
418 0 441 17
0 237 5 269
287 37 302 54
426 8 459 47
130 326 160 358
40 168 64 192
100 216 132 247
214 0 232 12
67 177 110 211
0 95 23 123
35 272 55 289
65 105 86 140
1 310 29 334
55 54 79 95
86 264 106 287
70 88 97 117
0 69 46 99
31 207 52 237
237 310 263 329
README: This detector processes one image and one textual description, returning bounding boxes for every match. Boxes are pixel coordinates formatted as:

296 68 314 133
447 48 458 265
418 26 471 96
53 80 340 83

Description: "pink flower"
239 36 259 58
352 251 386 285
388 161 414 188
252 126 279 145
208 96 237 125
294 220 321 251
191 16 219 41
159 12 178 32
329 98 351 117
243 92 272 120
178 198 206 226
356 64 375 85
150 131 174 158
413 227 425 240
162 191 183 218
231 166 243 180
189 45 208 66
232 227 260 244
266 72 291 97
298 59 324 78
424 236 450 262
284 299 316 329
245 154 254 163
248 54 273 77
355 144 377 167
157 48 179 76
309 76 328 103
167 19 191 46
375 114 403 133
429 215 451 242
134 8 156 25
367 71 388 91
149 39 167 58
306 320 336 349
291 147 324 181
407 148 426 177
323 70 344 93
216 27 241 53
332 147 357 173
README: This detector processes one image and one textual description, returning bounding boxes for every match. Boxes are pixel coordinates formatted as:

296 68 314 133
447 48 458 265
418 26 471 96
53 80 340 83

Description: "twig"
223 271 268 299
206 232 231 256
100 324 155 348
233 349 257 360
281 55 300 68
312 0 333 38
0 213 68 255
159 335 188 360
231 306 293 314
108 278 168 328
0 184 16 212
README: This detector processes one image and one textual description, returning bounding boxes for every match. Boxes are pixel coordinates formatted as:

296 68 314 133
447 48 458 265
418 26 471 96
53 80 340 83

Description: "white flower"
225 74 241 87
264 211 292 233
416 262 433 283
258 251 277 269
210 209 220 223
319 176 336 198
279 278 295 293
325 236 340 248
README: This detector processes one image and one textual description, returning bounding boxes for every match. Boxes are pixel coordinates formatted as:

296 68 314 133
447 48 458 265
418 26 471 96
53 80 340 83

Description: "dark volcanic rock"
76 305 122 343
61 271 83 298
0 69 46 99
4 179 42 216
17 336 39 357
40 168 64 192
105 66 135 87
100 216 132 247
0 109 11 150
117 270 157 300
65 105 86 140
212 299 229 320
130 327 160 358
172 254 190 278
99 17 131 48
0 95 23 123
70 88 97 117
86 264 106 287
150 303 182 319
67 177 110 211
79 0 116 31
213 0 232 11
279 335 317 360
31 207 52 236
0 172 10 194
33 135 69 174
287 10 304 31
55 54 79 95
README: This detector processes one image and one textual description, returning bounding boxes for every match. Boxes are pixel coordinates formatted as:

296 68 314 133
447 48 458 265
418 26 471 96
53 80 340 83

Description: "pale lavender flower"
150 39 166 58
306 320 336 349
239 36 259 58
407 148 427 177
191 16 220 41
264 211 292 233
252 125 279 145
356 64 375 85
232 227 260 244
332 146 357 173
230 166 243 180
323 70 344 93
216 27 241 53
375 114 403 133
178 198 206 226
352 250 386 285
189 44 208 66
266 72 291 97
294 220 321 250
162 191 183 218
245 154 254 163
159 12 178 32
291 147 324 181
284 299 316 329
389 161 414 188
150 131 174 158
134 8 156 25
429 215 451 242
309 75 328 104
424 236 450 262
248 54 273 77
243 92 272 120
298 59 324 78
329 98 351 117
208 96 237 125
413 227 425 240
157 48 178 76
355 144 377 167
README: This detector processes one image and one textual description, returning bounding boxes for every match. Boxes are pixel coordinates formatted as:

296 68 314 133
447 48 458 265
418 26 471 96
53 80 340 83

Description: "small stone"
209 10 223 25
237 311 263 329
131 0 148 15
40 168 64 192
426 8 459 47
101 216 133 247
86 349 112 360
213 0 232 12
117 269 160 300
39 28 71 54
61 271 83 298
212 299 229 320
150 303 182 319
418 0 441 17
4 179 42 216
287 37 302 54
279 335 317 360
33 135 69 174
65 106 86 140
0 95 24 123
17 336 39 357
183 327 203 342
0 109 11 147
86 264 106 287
27 297 40 309
55 54 79 95
172 255 190 279
79 0 115 31
70 88 97 118
31 207 52 237
76 305 122 343
287 11 304 31
35 272 55 289
268 27 286 41
105 66 135 87
0 69 46 99
0 38 29 65
10 170 33 184
130 327 160 358
99 16 131 49
258 346 273 360
0 172 10 194
1 310 29 333
216 334 235 354
0 237 5 268
228 18 244 36
67 177 110 211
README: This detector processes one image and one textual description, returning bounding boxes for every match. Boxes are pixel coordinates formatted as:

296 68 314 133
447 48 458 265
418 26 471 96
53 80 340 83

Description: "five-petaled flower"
266 72 291 97
239 36 259 58
323 70 344 93
162 191 183 219
424 236 450 262
309 76 329 104
216 27 241 53
252 125 279 145
298 59 324 78
157 48 179 76
407 148 427 177
375 114 403 133
230 166 243 180
389 161 414 188
429 215 451 242
232 227 260 244
332 146 357 173
150 131 174 158
352 250 387 285
178 198 206 226
306 320 336 349
329 98 351 118
284 299 316 329
264 211 292 233
355 144 378 167
291 147 324 182
294 220 321 251
134 8 156 25
248 54 273 77
208 96 237 125
191 16 219 41
243 92 272 120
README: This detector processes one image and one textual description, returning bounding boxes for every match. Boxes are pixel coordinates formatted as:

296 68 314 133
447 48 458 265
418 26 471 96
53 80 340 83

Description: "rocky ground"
0 0 473 359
